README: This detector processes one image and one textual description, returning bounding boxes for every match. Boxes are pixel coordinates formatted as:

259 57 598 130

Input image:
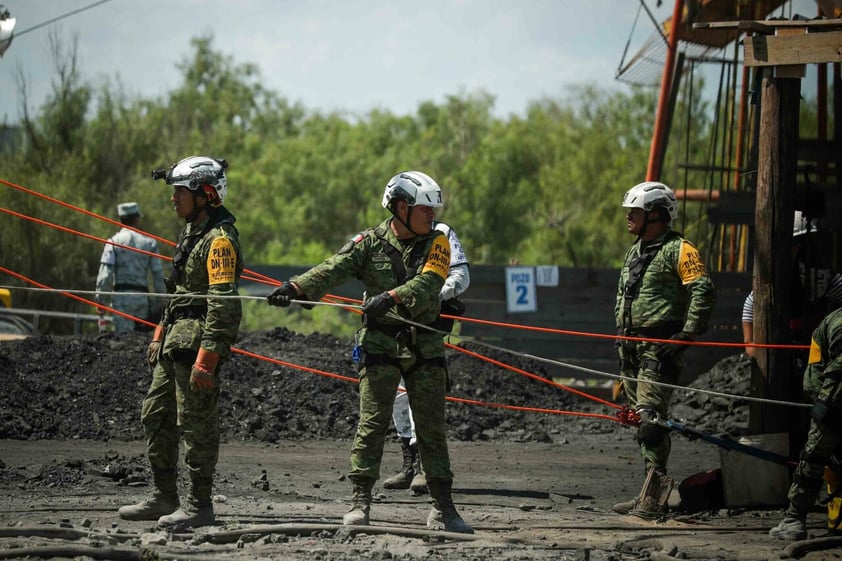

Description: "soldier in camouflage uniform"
95 202 165 333
267 171 473 534
382 220 470 495
118 156 243 529
613 181 716 516
770 306 842 541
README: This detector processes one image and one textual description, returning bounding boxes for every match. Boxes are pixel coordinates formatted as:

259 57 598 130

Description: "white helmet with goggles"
152 156 228 206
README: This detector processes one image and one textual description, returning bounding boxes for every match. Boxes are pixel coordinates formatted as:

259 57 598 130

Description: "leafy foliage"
2 34 746 333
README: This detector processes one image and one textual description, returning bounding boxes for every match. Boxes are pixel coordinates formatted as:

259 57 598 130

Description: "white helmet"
793 210 819 237
622 181 678 222
153 156 228 206
382 171 443 209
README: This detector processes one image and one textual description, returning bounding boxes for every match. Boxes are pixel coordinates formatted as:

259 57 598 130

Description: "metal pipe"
646 0 685 181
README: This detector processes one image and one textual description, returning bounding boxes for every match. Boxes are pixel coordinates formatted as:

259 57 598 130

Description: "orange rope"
0 176 804 424
1 264 610 420
0 266 157 330
1 207 164 263
0 177 279 287
0 175 809 351
457 314 809 351
445 395 622 423
448 342 621 410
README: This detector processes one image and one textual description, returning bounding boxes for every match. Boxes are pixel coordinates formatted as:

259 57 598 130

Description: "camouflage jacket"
615 229 716 336
803 307 842 403
292 218 450 359
161 206 244 358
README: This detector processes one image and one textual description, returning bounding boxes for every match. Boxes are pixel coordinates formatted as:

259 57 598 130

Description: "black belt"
365 317 415 341
622 321 683 339
115 283 148 292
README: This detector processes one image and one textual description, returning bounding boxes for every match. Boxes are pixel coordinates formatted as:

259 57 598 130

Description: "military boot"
158 480 215 528
410 470 428 495
427 479 474 534
118 468 179 521
612 497 638 515
769 515 807 541
343 476 374 525
382 438 417 490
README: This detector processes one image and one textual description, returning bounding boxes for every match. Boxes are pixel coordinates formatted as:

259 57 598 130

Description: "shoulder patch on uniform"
339 232 366 254
808 338 822 365
207 236 237 285
677 240 707 284
422 233 451 280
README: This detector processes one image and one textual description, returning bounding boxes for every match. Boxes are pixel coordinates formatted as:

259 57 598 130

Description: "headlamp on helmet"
152 156 229 206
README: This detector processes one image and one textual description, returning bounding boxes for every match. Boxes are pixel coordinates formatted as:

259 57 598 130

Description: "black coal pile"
0 329 750 444
673 353 752 436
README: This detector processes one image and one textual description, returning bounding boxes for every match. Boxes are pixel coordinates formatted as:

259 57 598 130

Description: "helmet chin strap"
390 203 420 237
639 209 666 238
185 192 209 223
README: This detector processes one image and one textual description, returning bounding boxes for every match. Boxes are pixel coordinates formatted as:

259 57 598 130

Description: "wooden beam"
754 75 800 436
745 30 842 66
739 21 775 35
693 18 842 31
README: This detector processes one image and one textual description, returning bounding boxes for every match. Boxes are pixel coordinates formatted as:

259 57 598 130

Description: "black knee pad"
636 422 669 447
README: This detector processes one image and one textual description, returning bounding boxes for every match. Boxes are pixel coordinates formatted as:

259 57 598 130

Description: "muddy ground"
0 330 838 560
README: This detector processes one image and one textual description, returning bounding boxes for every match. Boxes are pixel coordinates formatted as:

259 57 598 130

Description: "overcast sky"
0 0 815 124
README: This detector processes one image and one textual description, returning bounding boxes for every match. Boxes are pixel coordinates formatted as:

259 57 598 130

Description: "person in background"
382 219 470 494
613 181 716 518
742 211 842 360
267 170 473 534
95 202 165 333
117 156 243 529
741 211 842 457
769 306 842 541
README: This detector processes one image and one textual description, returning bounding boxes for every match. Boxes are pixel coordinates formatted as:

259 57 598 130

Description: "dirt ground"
0 331 839 560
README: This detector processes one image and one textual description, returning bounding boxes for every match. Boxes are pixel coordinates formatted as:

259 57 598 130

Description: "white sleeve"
441 262 470 301
435 222 470 300
446 225 468 267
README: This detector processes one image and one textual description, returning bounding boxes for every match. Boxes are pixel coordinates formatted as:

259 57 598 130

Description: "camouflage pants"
351 355 452 482
787 413 842 517
112 293 150 333
140 351 220 498
618 339 683 472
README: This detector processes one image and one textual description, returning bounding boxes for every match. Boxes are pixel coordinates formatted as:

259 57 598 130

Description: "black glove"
656 331 693 361
267 282 298 307
363 291 395 319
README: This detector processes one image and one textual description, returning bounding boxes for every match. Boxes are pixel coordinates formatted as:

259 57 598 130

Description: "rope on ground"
0 526 135 542
784 536 842 558
197 522 532 544
0 545 138 560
